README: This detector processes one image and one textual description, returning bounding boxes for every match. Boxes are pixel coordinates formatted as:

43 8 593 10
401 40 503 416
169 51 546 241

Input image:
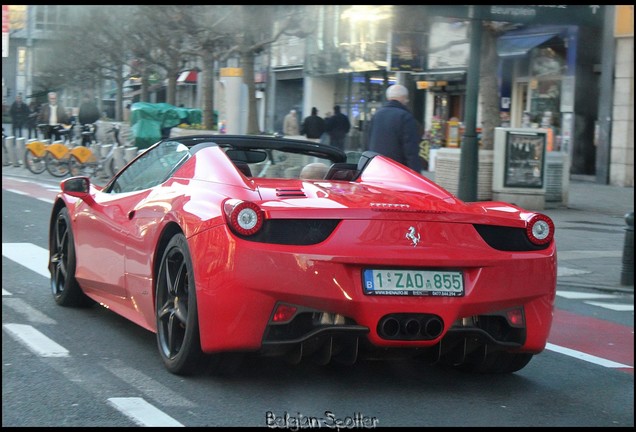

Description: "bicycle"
35 124 74 177
24 139 49 174
67 123 123 179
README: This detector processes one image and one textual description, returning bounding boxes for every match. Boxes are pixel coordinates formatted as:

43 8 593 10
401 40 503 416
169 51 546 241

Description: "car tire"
49 207 94 307
453 350 533 374
156 233 204 375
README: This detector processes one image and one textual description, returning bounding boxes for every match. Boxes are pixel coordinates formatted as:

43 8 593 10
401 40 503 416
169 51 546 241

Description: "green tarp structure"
130 102 203 149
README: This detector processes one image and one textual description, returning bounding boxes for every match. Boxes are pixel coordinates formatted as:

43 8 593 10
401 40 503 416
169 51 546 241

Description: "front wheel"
156 234 204 375
49 207 93 307
45 153 70 177
24 150 46 174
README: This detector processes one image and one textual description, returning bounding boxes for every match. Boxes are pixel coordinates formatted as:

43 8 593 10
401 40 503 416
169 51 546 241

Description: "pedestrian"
325 105 350 151
367 84 422 173
26 100 40 140
78 94 100 146
9 94 30 138
38 91 70 141
300 107 326 143
283 109 299 136
320 111 332 144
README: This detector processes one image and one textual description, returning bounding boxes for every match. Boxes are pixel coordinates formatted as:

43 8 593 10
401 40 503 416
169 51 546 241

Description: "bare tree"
172 6 237 130
127 6 193 106
230 5 315 134
62 6 138 121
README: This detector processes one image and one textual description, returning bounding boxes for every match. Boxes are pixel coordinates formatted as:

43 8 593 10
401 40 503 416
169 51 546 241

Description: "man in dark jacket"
78 94 101 146
367 84 422 173
9 94 30 138
300 107 326 142
325 105 350 151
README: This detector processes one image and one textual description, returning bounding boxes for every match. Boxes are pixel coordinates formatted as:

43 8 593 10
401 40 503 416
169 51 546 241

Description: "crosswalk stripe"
107 397 184 427
2 242 50 278
3 323 69 357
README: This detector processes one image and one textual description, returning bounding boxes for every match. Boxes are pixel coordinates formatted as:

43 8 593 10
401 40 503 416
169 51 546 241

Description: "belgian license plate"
363 269 464 297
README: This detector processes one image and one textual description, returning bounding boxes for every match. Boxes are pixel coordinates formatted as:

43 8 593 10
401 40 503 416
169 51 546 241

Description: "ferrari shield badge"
405 226 420 247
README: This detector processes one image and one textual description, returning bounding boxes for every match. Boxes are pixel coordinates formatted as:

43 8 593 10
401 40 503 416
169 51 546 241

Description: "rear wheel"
68 154 93 177
24 150 46 174
156 234 204 375
49 207 93 307
45 153 70 177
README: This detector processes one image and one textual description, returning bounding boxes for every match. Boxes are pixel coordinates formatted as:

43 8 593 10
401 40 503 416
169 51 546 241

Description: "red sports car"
48 134 556 376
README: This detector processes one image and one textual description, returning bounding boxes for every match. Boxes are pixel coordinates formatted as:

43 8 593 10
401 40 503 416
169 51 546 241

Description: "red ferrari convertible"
48 134 556 376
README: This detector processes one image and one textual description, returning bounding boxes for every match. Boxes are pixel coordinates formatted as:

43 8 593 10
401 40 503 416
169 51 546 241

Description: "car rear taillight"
224 199 264 236
272 304 297 323
526 214 554 245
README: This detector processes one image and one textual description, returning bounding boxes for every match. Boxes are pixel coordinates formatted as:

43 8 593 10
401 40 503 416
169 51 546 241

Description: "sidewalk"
2 142 634 293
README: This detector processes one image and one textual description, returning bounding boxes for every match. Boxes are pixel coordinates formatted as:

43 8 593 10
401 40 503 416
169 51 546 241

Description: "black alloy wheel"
155 234 204 375
49 207 93 307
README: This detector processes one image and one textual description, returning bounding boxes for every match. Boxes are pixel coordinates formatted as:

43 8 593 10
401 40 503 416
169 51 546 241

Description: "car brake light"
272 304 297 323
505 308 525 327
526 214 554 245
224 199 264 236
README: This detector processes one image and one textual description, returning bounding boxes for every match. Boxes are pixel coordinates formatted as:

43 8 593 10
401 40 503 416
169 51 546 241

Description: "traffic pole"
621 211 634 286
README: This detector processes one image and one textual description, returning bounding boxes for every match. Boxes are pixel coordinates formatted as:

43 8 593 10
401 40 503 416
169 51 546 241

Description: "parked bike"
67 123 122 179
23 140 49 174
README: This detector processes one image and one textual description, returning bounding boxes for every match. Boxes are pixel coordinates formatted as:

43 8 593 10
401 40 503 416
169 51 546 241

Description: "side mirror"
61 176 91 198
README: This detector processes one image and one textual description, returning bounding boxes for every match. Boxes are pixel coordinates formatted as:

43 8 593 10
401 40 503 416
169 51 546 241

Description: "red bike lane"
549 308 634 374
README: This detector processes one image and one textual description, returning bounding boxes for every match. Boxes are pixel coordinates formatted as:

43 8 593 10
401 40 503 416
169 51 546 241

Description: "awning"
177 70 198 84
497 33 560 58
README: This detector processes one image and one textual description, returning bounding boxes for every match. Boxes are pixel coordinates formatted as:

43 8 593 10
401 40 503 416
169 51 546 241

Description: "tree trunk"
201 50 216 130
241 51 260 134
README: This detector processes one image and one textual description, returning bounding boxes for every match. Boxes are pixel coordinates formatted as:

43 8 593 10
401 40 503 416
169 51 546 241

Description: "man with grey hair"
38 91 70 141
367 84 422 173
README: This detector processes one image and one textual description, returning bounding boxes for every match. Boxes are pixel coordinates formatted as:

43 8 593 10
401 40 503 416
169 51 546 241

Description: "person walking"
26 100 40 140
9 94 30 138
325 105 350 151
283 109 299 136
78 94 101 146
38 91 69 141
300 107 326 143
367 84 422 173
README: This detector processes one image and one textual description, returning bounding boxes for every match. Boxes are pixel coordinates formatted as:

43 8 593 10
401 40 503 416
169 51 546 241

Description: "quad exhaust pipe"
378 314 444 340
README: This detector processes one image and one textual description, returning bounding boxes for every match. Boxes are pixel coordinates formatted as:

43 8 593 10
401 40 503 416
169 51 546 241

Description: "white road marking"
556 291 617 300
558 250 623 260
584 302 634 312
546 343 632 369
2 242 50 278
3 323 69 357
557 266 592 277
107 397 184 427
3 289 12 296
102 360 196 408
3 298 56 324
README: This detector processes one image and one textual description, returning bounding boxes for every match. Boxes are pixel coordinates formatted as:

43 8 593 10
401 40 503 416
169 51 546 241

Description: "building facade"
3 5 632 186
